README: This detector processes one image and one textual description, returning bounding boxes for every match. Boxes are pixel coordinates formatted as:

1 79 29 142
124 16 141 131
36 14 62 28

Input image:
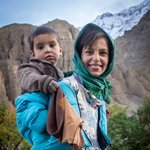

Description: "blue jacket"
15 91 71 150
15 80 110 150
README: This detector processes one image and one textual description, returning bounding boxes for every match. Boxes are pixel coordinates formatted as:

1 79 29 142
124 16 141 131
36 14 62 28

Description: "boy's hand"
48 80 59 93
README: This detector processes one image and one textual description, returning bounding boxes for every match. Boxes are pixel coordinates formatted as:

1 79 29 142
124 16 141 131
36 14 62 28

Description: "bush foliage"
0 104 31 150
108 97 150 150
0 97 149 149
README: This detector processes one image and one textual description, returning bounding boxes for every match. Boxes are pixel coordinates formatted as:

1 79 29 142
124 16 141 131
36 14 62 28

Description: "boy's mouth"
45 55 55 61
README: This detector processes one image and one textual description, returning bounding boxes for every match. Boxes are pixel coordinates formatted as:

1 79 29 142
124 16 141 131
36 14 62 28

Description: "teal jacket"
15 79 110 150
15 91 71 150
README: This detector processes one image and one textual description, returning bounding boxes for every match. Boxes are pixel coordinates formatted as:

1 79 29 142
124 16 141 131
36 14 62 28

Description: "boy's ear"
60 47 63 56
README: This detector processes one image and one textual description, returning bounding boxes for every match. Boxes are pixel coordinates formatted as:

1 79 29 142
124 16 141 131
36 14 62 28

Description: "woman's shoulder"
58 75 74 91
59 75 75 85
58 75 78 101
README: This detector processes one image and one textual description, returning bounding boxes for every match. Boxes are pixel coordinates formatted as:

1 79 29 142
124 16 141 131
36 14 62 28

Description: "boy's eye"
49 42 56 48
36 43 44 50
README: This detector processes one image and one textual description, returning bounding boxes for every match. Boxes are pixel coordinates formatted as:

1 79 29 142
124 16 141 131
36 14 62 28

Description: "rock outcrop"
0 19 79 104
111 10 150 113
0 11 150 114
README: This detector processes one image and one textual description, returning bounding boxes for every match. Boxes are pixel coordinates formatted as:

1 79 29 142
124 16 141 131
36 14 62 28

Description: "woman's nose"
93 52 99 61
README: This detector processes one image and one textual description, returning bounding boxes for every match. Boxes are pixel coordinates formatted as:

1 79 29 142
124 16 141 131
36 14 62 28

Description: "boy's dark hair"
28 26 61 51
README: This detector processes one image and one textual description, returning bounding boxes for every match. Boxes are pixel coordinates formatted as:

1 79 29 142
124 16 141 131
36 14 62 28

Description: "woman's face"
81 38 109 77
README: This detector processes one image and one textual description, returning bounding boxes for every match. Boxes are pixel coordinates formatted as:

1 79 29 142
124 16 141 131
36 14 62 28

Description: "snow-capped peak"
93 0 150 39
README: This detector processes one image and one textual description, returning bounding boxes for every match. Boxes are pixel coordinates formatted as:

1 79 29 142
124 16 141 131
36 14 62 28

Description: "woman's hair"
76 26 112 58
28 26 61 51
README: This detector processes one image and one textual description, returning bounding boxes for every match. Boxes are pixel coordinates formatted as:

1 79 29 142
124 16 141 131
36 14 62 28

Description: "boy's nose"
44 46 52 53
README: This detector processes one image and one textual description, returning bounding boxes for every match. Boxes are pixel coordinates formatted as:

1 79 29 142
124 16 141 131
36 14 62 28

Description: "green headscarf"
73 23 115 104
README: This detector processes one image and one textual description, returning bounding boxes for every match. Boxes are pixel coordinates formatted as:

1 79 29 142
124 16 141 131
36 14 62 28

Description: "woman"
15 23 115 150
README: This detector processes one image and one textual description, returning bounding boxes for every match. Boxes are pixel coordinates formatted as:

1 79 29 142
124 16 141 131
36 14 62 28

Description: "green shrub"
108 99 150 150
0 105 31 150
137 97 150 127
1 97 150 149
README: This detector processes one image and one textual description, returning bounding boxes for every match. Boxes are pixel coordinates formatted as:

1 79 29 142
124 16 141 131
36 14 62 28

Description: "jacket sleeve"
15 92 49 143
17 65 55 94
99 96 107 133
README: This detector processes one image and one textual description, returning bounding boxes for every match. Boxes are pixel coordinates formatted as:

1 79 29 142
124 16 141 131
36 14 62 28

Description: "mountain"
93 0 150 39
0 19 78 105
110 10 150 114
0 4 149 114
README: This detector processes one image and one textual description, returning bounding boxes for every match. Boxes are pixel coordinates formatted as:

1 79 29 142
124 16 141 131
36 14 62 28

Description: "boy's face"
32 33 62 65
81 38 109 77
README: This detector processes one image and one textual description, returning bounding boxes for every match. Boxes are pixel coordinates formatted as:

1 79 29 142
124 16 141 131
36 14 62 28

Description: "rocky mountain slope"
0 11 149 114
111 10 150 113
0 20 79 105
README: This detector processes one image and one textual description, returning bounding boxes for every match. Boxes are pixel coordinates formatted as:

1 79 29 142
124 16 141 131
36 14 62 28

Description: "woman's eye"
87 51 93 54
86 49 93 55
100 51 108 56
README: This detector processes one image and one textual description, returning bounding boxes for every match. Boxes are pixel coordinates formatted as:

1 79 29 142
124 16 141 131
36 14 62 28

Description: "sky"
0 0 144 28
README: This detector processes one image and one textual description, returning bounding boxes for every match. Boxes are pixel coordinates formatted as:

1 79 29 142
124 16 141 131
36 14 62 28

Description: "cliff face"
0 19 79 104
0 12 150 113
0 24 34 104
111 10 150 113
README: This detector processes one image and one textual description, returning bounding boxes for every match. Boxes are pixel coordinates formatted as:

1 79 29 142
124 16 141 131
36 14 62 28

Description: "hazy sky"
0 0 144 28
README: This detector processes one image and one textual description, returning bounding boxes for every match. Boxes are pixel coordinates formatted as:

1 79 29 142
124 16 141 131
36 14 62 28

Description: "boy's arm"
48 80 59 93
17 66 55 94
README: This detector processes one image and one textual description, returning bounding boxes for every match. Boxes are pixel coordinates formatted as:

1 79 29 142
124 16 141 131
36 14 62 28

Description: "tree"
137 97 150 128
0 104 31 150
108 99 150 150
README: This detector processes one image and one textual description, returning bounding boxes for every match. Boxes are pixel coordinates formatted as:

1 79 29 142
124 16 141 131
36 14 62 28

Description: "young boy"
17 26 63 94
